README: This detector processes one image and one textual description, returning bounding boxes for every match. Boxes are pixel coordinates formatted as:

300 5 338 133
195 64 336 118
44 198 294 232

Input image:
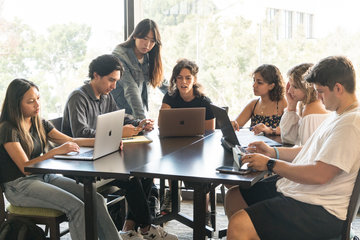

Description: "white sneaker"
141 225 178 240
120 230 144 240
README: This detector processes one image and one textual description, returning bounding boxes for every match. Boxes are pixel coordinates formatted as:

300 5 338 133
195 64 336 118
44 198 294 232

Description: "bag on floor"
0 217 46 240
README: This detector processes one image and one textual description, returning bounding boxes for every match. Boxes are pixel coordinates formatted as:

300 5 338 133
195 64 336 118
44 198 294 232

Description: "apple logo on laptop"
108 130 112 136
179 120 185 125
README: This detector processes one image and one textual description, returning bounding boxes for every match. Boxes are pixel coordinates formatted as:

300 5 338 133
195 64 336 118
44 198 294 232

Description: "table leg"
192 183 207 240
82 177 98 240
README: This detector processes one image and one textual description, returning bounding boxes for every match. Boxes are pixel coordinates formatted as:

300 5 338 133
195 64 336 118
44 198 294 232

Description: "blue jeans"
3 174 121 240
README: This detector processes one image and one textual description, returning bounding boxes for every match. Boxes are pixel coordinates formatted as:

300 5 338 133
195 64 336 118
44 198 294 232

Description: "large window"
0 0 124 118
141 0 360 120
2 0 360 121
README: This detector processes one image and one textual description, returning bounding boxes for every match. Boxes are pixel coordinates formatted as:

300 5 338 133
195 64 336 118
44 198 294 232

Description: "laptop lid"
54 109 125 160
158 107 205 137
210 104 281 150
209 104 239 147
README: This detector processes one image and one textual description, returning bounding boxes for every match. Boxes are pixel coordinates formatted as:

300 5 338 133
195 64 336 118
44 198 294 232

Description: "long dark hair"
120 19 163 88
168 59 205 97
253 64 285 101
0 79 47 157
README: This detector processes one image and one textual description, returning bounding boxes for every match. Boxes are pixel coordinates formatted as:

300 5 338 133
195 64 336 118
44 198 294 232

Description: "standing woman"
112 18 167 119
280 63 329 145
232 64 287 135
0 79 121 240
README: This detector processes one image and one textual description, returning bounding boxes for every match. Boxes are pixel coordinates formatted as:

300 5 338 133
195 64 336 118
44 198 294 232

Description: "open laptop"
210 104 281 151
54 109 125 161
158 107 205 137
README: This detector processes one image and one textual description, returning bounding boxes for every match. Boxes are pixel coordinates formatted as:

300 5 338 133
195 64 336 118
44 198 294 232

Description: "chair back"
341 169 360 240
49 117 63 131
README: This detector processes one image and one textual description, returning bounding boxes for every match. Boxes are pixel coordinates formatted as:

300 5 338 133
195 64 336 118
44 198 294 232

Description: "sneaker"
141 225 178 240
120 230 144 240
160 190 171 215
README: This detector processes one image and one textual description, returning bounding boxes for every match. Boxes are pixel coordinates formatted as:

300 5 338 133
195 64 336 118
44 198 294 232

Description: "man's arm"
273 160 341 184
243 153 341 185
276 146 302 162
248 141 302 162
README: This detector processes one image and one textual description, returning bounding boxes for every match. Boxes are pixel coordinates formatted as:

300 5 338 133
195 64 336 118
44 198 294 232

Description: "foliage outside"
1 0 360 121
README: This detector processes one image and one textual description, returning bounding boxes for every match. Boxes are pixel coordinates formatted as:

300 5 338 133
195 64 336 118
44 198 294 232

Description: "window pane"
142 0 360 120
0 0 124 118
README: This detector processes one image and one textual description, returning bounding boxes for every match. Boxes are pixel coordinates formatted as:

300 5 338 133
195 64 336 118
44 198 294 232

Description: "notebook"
54 109 125 160
122 135 153 144
210 104 281 151
158 107 205 137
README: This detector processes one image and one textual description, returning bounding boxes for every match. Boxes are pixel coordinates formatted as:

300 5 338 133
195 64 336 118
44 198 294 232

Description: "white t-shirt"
277 108 360 220
280 110 329 145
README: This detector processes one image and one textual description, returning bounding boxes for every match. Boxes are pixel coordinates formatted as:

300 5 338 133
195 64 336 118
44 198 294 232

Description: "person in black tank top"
231 64 287 135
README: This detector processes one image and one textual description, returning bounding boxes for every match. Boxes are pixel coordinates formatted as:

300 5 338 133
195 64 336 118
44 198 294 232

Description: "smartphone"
216 163 252 175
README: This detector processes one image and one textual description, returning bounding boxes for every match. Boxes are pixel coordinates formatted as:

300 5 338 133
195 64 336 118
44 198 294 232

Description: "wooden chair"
0 185 69 240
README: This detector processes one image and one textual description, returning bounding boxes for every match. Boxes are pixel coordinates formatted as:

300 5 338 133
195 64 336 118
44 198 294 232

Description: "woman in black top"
161 58 215 130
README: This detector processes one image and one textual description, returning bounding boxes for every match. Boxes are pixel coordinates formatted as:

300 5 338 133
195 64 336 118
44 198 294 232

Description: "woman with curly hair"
161 58 215 130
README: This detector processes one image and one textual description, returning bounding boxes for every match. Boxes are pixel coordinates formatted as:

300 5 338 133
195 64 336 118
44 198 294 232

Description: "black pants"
113 177 153 228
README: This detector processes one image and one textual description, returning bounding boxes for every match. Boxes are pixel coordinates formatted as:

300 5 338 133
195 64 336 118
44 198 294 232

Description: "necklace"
339 101 358 115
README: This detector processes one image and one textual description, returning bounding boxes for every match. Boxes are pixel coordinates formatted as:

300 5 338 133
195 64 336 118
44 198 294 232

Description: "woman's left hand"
251 123 271 135
241 153 270 171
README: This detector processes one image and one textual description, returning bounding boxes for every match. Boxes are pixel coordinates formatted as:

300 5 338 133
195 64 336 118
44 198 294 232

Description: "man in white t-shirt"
226 56 360 240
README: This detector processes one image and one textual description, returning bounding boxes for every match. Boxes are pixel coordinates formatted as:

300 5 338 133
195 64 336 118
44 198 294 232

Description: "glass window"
0 0 124 118
284 10 293 39
141 0 360 121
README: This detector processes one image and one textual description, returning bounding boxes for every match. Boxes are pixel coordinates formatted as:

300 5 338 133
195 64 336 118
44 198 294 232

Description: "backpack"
0 218 46 240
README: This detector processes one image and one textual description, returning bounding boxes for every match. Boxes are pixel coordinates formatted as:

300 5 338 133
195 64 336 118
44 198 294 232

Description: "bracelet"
273 147 279 159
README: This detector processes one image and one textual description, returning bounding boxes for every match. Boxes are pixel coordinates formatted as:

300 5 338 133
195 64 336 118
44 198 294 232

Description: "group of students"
0 17 360 240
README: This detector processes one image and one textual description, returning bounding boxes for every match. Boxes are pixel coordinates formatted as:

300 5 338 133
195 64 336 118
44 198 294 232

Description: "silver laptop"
158 108 205 137
210 104 281 150
54 109 125 160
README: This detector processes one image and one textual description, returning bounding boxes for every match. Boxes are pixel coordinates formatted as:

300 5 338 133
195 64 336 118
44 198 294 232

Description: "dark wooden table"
25 129 267 240
24 130 211 240
131 130 266 240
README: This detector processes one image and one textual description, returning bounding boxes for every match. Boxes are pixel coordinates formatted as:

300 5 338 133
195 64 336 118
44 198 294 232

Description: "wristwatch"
267 158 276 174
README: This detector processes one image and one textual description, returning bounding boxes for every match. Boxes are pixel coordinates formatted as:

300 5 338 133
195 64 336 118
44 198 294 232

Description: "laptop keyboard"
76 150 94 157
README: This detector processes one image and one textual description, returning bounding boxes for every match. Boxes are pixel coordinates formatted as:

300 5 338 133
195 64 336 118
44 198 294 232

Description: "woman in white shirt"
280 63 329 145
